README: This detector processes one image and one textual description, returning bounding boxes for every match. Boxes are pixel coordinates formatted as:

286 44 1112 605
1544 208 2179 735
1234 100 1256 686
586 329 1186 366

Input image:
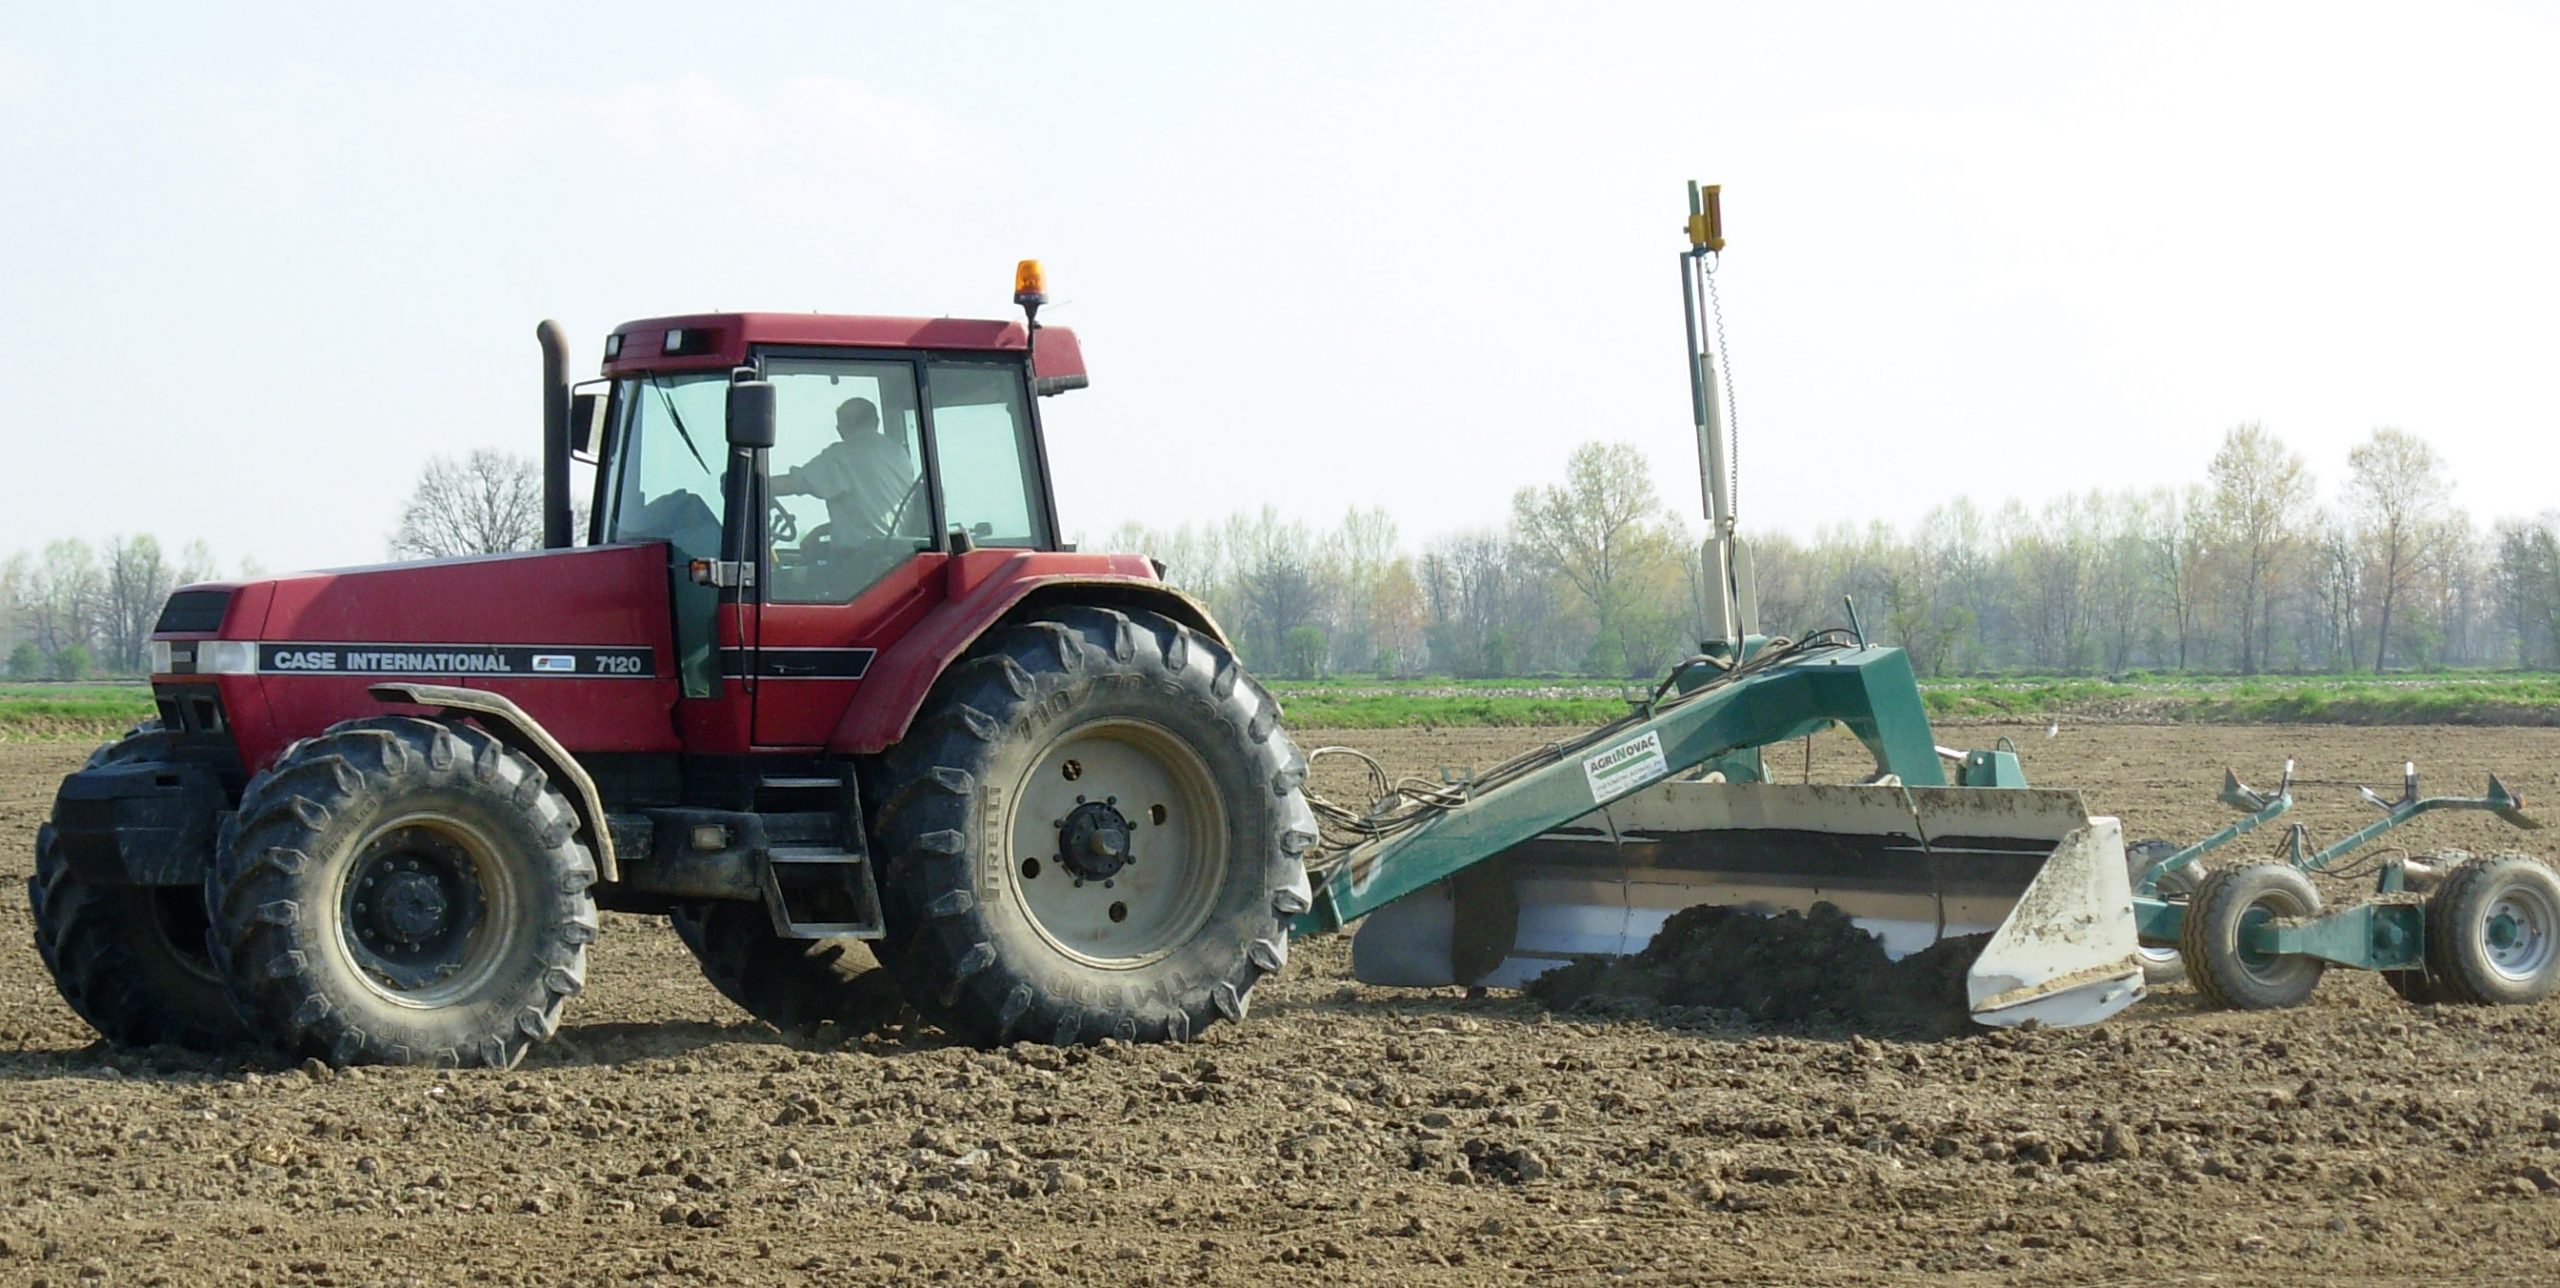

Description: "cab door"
750 354 947 747
915 358 1055 552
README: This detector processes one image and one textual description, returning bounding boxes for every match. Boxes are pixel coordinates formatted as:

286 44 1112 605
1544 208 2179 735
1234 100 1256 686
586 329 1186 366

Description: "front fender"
826 558 1228 756
366 682 620 883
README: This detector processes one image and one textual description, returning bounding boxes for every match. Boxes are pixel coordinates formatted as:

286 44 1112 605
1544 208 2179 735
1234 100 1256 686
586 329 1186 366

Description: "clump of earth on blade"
1523 901 1986 1039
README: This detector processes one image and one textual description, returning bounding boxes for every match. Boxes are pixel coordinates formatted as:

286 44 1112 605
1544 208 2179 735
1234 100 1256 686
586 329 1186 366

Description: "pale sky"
5 2 2555 576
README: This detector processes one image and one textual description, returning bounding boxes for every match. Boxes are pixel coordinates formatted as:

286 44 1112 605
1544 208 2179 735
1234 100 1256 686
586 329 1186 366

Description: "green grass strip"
1921 675 2560 725
0 684 156 741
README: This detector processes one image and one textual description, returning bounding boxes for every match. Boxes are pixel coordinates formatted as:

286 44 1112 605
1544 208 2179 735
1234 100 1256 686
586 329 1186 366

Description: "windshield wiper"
647 374 713 476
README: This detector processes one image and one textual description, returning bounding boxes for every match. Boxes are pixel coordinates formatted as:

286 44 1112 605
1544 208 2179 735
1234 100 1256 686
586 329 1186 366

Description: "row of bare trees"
377 430 2552 678
1752 425 2557 677
1109 442 1709 679
1115 426 2559 678
13 430 2549 683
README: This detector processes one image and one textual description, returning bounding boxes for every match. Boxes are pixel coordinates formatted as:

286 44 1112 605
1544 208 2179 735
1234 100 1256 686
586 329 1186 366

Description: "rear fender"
826 558 1228 756
366 683 619 883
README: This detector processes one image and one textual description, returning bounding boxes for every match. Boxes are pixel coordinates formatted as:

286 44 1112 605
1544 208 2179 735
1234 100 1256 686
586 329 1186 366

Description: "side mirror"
567 388 608 461
726 378 776 450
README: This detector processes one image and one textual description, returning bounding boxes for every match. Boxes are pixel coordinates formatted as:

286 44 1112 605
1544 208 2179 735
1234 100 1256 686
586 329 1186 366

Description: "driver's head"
835 397 881 439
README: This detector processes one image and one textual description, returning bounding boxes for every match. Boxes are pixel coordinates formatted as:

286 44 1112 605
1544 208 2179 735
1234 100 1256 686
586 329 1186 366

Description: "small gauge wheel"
2180 863 2325 1010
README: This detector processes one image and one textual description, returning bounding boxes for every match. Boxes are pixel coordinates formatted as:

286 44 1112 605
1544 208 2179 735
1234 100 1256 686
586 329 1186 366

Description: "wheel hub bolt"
1056 800 1136 882
373 870 449 946
2491 914 2521 949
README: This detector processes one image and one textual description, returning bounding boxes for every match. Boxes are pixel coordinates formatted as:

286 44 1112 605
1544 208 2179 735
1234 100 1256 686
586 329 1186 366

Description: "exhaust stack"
537 319 573 549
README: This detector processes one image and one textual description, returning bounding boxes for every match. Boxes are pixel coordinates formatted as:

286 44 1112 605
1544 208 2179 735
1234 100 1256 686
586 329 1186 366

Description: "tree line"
12 429 2554 684
1112 426 2560 679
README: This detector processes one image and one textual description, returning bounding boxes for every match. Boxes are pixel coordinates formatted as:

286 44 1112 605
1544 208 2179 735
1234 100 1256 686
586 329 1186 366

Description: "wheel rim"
2234 888 2314 983
2478 880 2559 983
2135 859 2192 970
1004 718 1226 969
2139 893 2191 969
334 812 520 1007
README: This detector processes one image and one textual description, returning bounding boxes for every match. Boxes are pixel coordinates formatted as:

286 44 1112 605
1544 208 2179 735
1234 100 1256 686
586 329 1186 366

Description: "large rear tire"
669 902 908 1038
206 718 599 1068
2181 863 2326 1011
30 728 248 1052
870 606 1316 1047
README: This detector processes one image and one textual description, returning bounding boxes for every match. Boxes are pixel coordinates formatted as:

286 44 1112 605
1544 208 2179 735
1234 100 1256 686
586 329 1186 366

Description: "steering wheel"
767 497 798 545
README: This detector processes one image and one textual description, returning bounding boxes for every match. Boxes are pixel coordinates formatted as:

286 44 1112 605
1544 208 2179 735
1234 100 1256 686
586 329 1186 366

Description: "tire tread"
205 718 597 1067
871 606 1311 1046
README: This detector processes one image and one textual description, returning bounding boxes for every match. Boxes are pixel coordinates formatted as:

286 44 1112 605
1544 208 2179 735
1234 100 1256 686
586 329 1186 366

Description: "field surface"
6 723 2560 1285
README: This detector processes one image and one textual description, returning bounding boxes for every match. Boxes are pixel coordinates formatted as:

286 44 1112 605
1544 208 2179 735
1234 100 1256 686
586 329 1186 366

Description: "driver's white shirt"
797 433 915 541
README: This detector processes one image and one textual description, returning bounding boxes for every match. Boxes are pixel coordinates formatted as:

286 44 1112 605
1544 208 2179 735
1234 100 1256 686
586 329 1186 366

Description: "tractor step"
761 844 886 940
753 770 853 817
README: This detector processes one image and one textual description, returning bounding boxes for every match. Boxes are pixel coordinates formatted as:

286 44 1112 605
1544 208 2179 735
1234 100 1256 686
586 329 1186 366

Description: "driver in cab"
772 395 917 543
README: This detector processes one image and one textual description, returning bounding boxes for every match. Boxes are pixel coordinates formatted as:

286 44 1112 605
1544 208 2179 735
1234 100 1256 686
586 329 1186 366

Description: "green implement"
1285 185 2147 1031
1293 637 2147 1029
2136 761 2549 1005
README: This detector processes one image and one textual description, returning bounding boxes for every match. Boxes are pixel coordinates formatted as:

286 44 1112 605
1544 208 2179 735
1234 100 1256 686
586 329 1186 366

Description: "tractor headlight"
194 640 259 675
146 640 173 674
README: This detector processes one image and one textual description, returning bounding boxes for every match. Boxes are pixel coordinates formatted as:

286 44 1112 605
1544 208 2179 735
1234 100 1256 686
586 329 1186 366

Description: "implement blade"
1350 781 2144 1029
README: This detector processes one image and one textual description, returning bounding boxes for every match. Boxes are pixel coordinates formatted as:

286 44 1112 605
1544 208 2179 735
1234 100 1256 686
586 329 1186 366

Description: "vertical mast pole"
1684 182 1740 651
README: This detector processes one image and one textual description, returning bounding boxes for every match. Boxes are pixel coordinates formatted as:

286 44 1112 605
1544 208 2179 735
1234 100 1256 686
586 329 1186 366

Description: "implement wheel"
2181 863 2325 1011
670 902 908 1038
2423 855 2560 1007
29 727 249 1052
2127 840 2199 989
871 606 1315 1047
207 718 599 1067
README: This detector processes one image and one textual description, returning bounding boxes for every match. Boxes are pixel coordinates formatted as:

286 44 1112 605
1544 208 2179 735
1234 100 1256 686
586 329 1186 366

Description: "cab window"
603 373 727 559
763 358 931 604
926 362 1048 549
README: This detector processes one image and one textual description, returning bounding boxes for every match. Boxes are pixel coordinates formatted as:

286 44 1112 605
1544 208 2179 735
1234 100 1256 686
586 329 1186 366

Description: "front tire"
669 902 907 1038
206 718 599 1068
871 607 1316 1047
28 726 248 1053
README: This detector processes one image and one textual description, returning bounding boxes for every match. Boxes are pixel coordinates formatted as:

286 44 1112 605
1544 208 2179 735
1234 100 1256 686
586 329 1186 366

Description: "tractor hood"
255 544 673 663
159 544 673 662
150 544 684 771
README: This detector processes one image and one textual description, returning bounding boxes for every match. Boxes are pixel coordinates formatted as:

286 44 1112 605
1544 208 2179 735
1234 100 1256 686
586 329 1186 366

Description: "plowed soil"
6 722 2560 1286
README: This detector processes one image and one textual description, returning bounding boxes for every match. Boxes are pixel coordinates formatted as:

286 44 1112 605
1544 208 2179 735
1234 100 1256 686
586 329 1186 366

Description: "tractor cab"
575 300 1096 749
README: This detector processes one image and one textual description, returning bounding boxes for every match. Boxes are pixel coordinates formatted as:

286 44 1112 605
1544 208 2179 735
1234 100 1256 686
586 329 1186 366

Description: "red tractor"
33 265 1315 1067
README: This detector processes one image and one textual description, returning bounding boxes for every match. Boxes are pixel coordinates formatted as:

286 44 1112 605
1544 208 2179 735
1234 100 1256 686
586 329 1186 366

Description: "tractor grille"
153 684 228 735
